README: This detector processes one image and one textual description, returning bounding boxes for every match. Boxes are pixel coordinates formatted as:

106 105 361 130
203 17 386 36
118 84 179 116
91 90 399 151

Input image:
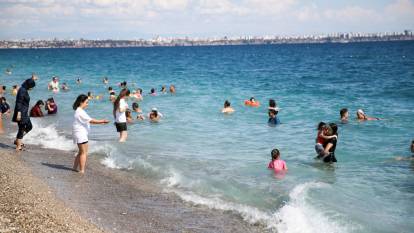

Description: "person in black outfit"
322 123 338 163
12 77 36 151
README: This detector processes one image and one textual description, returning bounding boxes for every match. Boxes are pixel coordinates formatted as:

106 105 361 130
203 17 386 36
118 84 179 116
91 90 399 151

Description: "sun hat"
357 109 365 115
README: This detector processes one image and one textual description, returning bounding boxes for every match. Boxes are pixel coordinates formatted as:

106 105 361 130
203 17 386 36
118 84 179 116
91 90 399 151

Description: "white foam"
274 182 349 233
13 119 75 151
164 180 350 233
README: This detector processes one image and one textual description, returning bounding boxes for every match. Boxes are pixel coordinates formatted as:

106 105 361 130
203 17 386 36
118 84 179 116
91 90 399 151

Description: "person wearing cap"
48 76 59 92
356 109 380 121
12 77 36 151
148 107 163 122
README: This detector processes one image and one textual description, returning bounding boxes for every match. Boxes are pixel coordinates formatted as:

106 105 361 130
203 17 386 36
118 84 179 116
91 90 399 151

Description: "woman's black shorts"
115 122 127 132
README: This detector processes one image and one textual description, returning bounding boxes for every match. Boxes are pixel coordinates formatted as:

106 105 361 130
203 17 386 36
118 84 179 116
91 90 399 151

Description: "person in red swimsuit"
30 100 44 117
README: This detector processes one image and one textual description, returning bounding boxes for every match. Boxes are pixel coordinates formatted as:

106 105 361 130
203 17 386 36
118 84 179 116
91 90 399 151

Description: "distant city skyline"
0 0 413 40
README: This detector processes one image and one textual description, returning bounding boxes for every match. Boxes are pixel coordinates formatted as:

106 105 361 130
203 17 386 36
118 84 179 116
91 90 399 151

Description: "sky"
0 0 413 40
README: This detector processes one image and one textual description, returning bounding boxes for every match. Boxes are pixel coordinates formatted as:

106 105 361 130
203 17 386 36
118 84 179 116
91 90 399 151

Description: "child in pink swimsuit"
268 148 288 172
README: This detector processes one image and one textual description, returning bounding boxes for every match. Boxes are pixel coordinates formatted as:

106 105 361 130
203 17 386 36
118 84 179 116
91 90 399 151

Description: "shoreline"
0 130 265 233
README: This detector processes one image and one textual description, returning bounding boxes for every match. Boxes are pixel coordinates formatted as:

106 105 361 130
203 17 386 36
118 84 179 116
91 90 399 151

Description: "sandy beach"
0 149 104 233
0 130 264 233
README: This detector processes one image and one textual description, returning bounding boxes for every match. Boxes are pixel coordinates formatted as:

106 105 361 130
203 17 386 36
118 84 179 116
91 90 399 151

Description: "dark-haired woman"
30 100 44 117
45 97 57 115
12 78 36 151
72 94 109 174
222 100 235 113
322 123 338 163
113 88 130 142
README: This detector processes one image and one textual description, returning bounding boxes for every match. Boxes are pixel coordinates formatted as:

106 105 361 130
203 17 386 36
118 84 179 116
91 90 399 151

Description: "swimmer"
0 97 11 117
119 81 127 88
0 86 6 97
103 77 109 84
267 148 288 172
125 109 134 124
268 109 280 125
148 107 163 122
5 68 12 75
245 97 260 107
169 84 176 94
87 92 94 100
48 76 59 92
61 82 70 91
132 102 145 120
268 99 280 111
29 100 44 117
222 100 235 113
160 85 167 94
340 108 349 123
315 122 337 158
356 109 380 121
45 97 58 115
149 88 157 96
76 77 82 84
12 85 19 96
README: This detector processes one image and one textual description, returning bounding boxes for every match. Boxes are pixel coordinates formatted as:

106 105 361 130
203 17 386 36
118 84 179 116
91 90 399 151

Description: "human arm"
90 119 109 124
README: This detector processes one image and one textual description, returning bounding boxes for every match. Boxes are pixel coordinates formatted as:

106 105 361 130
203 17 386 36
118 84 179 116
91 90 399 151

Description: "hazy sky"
0 0 413 39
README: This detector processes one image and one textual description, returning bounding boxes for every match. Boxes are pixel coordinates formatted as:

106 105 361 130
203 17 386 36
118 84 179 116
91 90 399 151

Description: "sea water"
1 42 413 233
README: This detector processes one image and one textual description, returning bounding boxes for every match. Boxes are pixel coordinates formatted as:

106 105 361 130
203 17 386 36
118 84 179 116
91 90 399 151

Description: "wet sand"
0 132 266 233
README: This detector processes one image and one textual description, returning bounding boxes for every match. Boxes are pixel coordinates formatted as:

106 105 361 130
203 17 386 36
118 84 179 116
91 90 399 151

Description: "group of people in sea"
1 74 412 175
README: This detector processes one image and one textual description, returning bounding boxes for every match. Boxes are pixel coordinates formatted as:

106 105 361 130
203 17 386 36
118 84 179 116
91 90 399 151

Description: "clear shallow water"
1 42 414 233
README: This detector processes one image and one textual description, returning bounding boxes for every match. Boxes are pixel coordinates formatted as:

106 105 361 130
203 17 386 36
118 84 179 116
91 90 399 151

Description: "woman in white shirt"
113 88 130 142
72 94 109 174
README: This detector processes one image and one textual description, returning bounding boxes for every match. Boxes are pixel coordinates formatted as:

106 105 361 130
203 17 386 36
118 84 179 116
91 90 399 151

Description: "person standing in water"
356 109 380 121
12 77 36 151
72 94 109 174
113 88 130 142
267 148 288 172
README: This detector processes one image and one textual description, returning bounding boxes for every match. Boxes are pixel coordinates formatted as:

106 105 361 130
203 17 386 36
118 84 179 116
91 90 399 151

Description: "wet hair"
138 88 143 94
250 97 255 101
224 100 231 108
132 102 139 110
0 97 6 102
2 86 5 90
150 110 158 118
108 87 113 91
271 149 280 160
87 91 92 96
113 88 130 117
269 99 276 108
12 85 17 89
150 88 155 94
317 122 326 131
340 108 348 118
73 94 88 110
47 97 55 103
329 123 338 136
35 100 44 106
126 109 132 118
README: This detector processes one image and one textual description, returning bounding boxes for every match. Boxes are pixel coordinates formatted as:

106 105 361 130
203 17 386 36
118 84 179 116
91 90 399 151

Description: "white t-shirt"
49 81 59 90
115 98 128 123
72 107 92 144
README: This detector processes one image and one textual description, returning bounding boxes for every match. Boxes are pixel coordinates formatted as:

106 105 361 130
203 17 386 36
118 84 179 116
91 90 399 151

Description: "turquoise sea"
1 42 414 233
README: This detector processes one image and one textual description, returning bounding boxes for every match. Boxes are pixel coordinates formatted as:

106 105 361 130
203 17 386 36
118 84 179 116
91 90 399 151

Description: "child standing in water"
268 149 288 172
113 88 130 142
72 94 109 174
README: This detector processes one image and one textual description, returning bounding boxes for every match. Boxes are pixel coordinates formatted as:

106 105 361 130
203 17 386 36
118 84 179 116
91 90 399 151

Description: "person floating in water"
149 88 157 96
148 108 162 122
76 77 82 84
61 82 70 91
222 100 235 114
160 85 167 94
245 97 260 107
72 94 109 174
356 109 380 121
340 108 349 123
132 102 145 120
103 77 109 84
169 85 176 94
267 148 288 172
